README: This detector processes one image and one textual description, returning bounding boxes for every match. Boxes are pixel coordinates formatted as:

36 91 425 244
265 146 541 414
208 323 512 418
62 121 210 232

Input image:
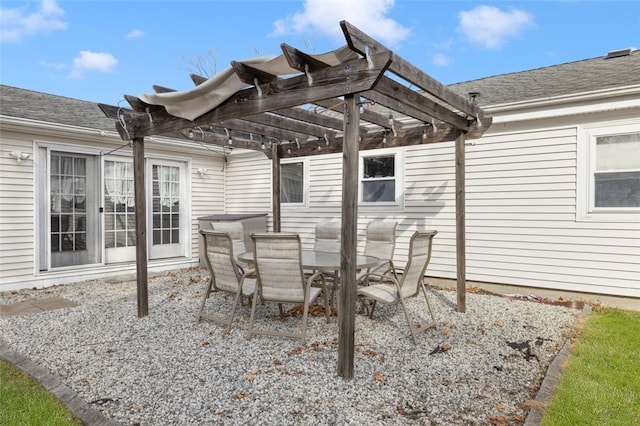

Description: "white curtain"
104 161 135 207
157 165 179 208
52 155 85 212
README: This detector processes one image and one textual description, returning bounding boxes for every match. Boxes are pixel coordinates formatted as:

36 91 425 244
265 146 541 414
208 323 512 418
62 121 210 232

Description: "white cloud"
432 53 452 67
458 5 533 49
38 59 67 71
127 29 145 39
70 51 118 79
272 0 410 48
0 0 67 43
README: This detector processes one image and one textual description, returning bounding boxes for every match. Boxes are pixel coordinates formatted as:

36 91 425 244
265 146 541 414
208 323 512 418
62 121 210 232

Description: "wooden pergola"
99 21 491 379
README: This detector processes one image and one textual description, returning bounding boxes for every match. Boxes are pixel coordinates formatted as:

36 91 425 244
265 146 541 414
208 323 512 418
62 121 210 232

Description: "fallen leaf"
201 341 210 346
273 358 281 365
396 406 406 415
488 415 508 425
495 402 504 411
232 392 247 399
373 371 385 382
442 328 450 336
287 346 304 356
362 349 377 357
246 374 254 382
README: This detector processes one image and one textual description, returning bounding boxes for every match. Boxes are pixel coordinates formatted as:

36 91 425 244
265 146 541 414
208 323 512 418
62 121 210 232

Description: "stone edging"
0 338 119 426
523 304 592 425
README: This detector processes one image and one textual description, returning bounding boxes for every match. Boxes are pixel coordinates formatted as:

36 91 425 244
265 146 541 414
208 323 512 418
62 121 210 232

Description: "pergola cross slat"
98 20 491 380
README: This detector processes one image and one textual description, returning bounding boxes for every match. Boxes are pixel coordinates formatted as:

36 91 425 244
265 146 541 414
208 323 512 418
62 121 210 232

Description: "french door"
47 152 100 268
38 148 189 270
147 159 188 259
103 158 136 263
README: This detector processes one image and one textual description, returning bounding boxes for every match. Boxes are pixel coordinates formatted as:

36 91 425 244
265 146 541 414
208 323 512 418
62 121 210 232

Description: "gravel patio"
0 267 582 425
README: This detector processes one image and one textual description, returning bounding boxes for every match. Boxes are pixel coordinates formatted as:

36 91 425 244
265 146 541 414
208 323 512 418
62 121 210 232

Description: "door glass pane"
152 165 180 245
50 154 87 253
104 160 136 248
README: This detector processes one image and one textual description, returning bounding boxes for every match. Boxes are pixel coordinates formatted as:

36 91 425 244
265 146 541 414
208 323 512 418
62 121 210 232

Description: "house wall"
0 122 225 291
222 105 640 300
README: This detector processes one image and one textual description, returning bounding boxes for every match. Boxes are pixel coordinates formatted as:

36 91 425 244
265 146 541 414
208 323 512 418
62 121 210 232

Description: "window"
360 148 404 206
578 125 640 221
593 133 640 208
280 160 308 207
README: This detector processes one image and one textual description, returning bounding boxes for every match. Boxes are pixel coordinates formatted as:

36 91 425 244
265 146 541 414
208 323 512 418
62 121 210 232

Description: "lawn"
0 359 82 425
541 307 640 425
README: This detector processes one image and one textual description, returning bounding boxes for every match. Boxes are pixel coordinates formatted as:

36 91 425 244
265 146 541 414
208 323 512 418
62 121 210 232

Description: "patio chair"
311 220 341 300
198 230 256 331
357 220 398 286
313 220 341 253
357 230 438 344
247 232 330 345
210 221 250 273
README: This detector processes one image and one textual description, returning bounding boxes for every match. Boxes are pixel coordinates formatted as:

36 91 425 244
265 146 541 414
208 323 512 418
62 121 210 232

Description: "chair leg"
197 278 214 322
421 282 436 326
246 290 260 341
368 300 377 318
322 281 330 323
398 296 419 345
300 299 310 345
226 290 243 332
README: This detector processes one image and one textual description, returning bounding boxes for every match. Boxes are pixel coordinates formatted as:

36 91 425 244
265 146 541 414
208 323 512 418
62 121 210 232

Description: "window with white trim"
359 148 404 206
592 133 640 209
280 159 308 207
578 124 640 220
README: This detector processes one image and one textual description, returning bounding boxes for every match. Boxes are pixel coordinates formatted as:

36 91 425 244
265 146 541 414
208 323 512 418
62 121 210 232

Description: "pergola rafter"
98 20 491 380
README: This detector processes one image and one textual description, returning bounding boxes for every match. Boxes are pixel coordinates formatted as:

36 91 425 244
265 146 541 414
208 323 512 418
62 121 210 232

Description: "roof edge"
484 84 640 113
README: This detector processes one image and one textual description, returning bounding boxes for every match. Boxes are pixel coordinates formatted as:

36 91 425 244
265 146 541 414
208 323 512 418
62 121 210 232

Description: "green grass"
0 359 82 426
541 307 640 426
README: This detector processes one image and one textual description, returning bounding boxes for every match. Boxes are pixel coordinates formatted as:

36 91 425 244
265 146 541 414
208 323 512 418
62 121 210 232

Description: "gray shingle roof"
2 49 639 128
0 85 116 131
448 49 640 107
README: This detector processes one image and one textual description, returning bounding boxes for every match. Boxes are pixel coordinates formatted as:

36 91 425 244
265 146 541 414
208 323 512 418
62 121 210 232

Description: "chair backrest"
363 220 398 261
211 221 246 258
398 231 438 299
313 221 341 253
251 233 305 302
200 230 242 293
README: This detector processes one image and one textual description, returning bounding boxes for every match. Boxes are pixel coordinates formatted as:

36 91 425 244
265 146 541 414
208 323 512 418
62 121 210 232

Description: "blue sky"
1 0 639 106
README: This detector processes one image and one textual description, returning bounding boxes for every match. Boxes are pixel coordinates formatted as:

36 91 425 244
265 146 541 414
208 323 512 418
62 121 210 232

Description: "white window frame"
577 123 640 222
359 147 404 209
280 158 309 209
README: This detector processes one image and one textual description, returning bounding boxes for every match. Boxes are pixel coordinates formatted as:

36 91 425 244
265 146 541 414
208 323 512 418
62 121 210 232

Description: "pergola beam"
117 51 392 140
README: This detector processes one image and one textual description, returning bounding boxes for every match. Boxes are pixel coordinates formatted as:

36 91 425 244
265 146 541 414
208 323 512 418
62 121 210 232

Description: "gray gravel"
0 267 580 425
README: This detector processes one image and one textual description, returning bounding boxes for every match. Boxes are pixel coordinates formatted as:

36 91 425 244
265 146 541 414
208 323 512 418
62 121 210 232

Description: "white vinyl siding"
0 134 35 283
224 119 639 299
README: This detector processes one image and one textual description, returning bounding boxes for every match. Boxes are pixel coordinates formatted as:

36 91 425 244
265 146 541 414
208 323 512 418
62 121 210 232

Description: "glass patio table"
237 250 380 271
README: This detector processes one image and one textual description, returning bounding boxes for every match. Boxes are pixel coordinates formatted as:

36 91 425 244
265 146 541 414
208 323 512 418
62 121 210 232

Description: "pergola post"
455 133 466 313
132 137 148 317
271 142 281 232
338 93 360 379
